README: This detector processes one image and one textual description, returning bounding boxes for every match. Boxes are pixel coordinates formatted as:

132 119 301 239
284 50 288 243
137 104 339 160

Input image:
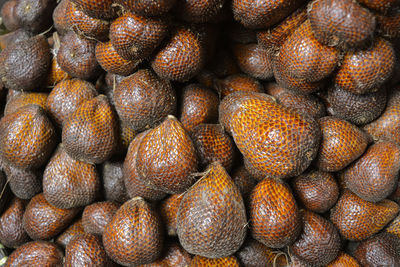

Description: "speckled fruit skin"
160 193 184 236
190 255 241 266
56 219 85 249
326 252 361 267
5 92 48 116
82 201 119 236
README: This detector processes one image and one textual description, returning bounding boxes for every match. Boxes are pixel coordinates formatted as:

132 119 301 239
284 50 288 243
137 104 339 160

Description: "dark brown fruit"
57 31 101 80
65 233 114 267
5 92 48 115
177 162 247 258
0 35 51 91
308 0 376 49
0 29 32 50
0 172 11 215
114 69 176 132
13 0 56 33
103 197 164 266
53 0 71 35
1 0 20 31
115 0 176 16
214 74 264 99
357 0 398 13
137 116 198 194
160 193 184 236
326 252 361 267
364 90 400 145
316 116 369 172
344 141 400 202
250 178 301 248
175 0 225 23
71 0 117 19
23 193 79 240
151 27 205 82
293 170 339 213
109 12 169 61
43 146 100 209
232 0 304 29
82 201 119 236
46 78 98 125
330 190 399 241
3 165 41 200
62 95 118 164
0 198 30 248
377 8 400 39
219 92 320 179
231 166 257 200
323 85 387 125
180 84 219 134
56 219 85 249
157 241 192 267
232 43 274 80
123 131 168 201
206 48 240 78
5 241 63 267
102 161 130 203
0 105 56 170
335 38 395 94
190 255 240 266
354 232 400 266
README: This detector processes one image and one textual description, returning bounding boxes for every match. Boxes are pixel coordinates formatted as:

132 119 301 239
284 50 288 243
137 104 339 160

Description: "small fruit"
5 241 63 266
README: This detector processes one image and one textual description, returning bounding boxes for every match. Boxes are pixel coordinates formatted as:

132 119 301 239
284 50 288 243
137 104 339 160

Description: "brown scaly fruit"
114 0 176 16
159 194 184 236
70 0 117 20
56 219 85 249
13 0 56 33
5 241 63 266
4 92 48 116
190 255 241 266
214 74 264 99
102 161 130 203
3 164 41 200
1 0 20 31
326 252 361 267
82 201 119 236
174 0 225 23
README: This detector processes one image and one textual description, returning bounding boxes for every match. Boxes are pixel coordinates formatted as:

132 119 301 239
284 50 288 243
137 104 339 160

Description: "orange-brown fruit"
3 164 41 200
387 214 400 238
65 233 115 267
70 0 117 19
42 146 100 209
179 84 219 134
235 238 289 267
177 162 247 258
316 116 369 172
231 166 257 200
326 252 361 267
308 0 376 49
4 92 48 115
344 141 400 202
56 219 85 248
136 116 198 194
174 0 225 23
323 85 387 125
5 241 63 267
354 232 400 266
46 57 72 87
232 0 304 29
335 38 395 94
115 0 176 16
13 0 56 33
364 90 400 145
103 197 164 266
357 0 398 13
109 12 169 61
0 198 30 248
22 193 79 240
62 95 118 164
57 31 101 80
390 180 400 204
214 74 264 99
250 178 301 248
290 210 341 266
277 20 340 83
46 78 98 125
219 92 321 179
114 69 176 132
257 7 307 51
159 193 184 236
293 170 339 213
0 105 56 170
232 43 273 80
151 27 205 82
0 35 51 91
190 255 240 266
0 29 32 50
191 124 236 172
102 161 130 203
123 131 168 201
377 8 400 39
330 190 399 241
82 201 119 236
1 0 20 31
95 41 141 76
66 1 110 41
53 0 71 35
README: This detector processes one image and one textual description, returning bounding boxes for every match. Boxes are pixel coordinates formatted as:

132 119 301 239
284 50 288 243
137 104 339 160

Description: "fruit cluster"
0 0 399 266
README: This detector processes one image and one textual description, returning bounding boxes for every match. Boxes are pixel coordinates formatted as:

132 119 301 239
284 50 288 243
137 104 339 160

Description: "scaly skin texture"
190 255 240 266
5 92 48 115
326 252 361 267
160 194 184 236
115 0 176 16
82 201 119 236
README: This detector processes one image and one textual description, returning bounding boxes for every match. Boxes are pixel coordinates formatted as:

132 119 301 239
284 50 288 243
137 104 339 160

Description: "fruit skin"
159 194 184 236
55 219 85 249
103 197 164 266
3 165 41 200
250 177 301 248
326 252 361 267
82 201 119 236
115 0 176 16
71 0 117 20
53 0 71 35
177 162 247 258
14 0 57 33
357 0 398 13
214 74 264 99
5 92 48 116
190 255 241 266
1 0 20 31
102 161 130 203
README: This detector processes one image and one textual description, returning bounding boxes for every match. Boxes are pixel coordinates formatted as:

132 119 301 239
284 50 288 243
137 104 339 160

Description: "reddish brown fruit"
109 12 169 61
308 0 376 49
179 84 219 134
46 57 72 87
103 197 164 266
71 0 117 19
46 78 98 125
114 69 176 132
0 198 30 248
335 38 395 94
56 219 85 249
290 210 341 266
1 0 20 31
53 0 71 35
175 0 225 23
151 27 205 82
377 8 400 39
158 241 192 267
115 0 176 16
214 74 264 98
82 201 119 236
326 252 360 267
293 170 339 213
357 0 398 13
4 92 48 115
13 0 56 33
231 166 257 200
0 29 32 50
250 178 301 248
330 190 399 241
0 105 56 170
219 92 320 179
159 193 184 236
177 162 247 258
190 255 240 266
23 193 79 240
5 241 63 267
3 165 41 200
102 161 130 203
387 214 400 238
316 116 369 172
62 95 118 164
344 141 400 202
43 146 100 209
